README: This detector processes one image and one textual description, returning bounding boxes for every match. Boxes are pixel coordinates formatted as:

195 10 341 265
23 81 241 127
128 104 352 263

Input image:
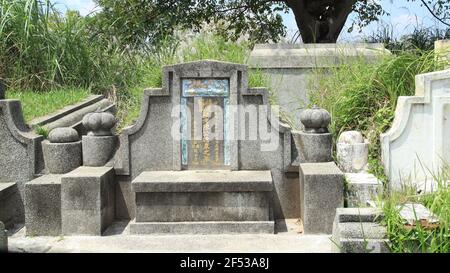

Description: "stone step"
129 220 275 235
131 170 273 192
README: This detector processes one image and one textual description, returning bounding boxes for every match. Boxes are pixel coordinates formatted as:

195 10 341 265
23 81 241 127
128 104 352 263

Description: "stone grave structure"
248 43 390 128
381 69 450 191
3 60 348 240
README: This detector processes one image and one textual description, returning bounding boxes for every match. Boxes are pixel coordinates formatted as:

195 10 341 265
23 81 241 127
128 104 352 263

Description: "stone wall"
381 69 450 190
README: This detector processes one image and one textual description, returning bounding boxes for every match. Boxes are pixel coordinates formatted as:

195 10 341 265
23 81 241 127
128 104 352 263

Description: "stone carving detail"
82 111 116 136
300 105 331 133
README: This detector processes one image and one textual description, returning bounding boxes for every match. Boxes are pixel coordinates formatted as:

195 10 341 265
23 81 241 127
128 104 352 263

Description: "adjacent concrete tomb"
381 69 450 190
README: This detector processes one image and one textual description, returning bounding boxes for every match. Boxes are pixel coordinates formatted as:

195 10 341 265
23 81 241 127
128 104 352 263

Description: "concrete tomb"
4 60 349 238
381 69 450 191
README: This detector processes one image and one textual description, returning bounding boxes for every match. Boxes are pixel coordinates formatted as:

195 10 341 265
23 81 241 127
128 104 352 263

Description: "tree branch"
420 0 450 27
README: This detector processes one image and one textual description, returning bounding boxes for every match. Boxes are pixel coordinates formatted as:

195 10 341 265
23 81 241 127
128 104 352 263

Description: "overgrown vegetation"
6 88 90 121
0 0 145 91
311 26 450 253
310 49 446 183
380 167 449 253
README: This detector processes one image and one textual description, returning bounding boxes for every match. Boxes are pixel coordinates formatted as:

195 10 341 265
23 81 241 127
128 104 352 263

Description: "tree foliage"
91 0 450 47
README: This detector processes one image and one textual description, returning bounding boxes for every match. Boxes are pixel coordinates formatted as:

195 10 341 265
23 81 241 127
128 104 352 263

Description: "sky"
51 0 448 42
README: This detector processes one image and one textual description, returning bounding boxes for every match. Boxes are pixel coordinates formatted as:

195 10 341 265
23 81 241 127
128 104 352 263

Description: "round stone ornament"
82 111 117 136
48 127 80 143
300 105 331 133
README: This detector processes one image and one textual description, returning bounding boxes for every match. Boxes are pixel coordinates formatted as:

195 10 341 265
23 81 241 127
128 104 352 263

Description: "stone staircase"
130 170 275 234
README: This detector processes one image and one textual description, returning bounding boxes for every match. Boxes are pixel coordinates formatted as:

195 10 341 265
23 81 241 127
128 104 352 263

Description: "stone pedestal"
25 174 62 236
295 132 332 163
332 208 389 253
43 141 82 174
345 173 382 207
82 135 117 166
61 167 115 235
0 221 7 253
299 162 344 234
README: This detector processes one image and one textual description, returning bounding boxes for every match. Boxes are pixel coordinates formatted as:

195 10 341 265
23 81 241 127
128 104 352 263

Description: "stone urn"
82 112 117 167
336 131 369 173
82 111 116 136
294 106 333 163
299 105 331 133
42 127 82 174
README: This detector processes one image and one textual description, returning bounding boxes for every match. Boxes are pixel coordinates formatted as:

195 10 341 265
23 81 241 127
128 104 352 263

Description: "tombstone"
113 60 299 233
381 69 450 191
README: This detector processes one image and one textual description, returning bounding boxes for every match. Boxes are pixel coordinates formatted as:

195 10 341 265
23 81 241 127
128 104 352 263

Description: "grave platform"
130 170 275 234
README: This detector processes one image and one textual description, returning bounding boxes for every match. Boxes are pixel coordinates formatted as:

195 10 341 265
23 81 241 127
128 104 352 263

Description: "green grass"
380 168 450 253
6 87 91 121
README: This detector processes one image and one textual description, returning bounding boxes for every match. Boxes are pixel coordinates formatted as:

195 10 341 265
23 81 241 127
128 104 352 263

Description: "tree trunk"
286 0 356 43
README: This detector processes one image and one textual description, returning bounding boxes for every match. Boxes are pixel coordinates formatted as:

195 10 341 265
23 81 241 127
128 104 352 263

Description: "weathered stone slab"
381 69 450 190
61 167 115 235
130 221 274 235
135 192 271 222
398 203 439 226
299 162 344 234
132 170 273 192
25 175 62 236
332 208 389 253
0 221 7 252
345 173 382 207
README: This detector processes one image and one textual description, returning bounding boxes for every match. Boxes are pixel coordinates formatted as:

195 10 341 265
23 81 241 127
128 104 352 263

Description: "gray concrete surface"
7 219 332 253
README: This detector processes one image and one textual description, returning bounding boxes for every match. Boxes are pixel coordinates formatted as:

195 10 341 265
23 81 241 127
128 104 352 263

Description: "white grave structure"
381 69 450 191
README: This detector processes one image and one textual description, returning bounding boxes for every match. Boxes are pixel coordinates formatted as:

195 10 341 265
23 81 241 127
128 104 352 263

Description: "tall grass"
381 167 449 253
310 50 444 183
0 0 144 91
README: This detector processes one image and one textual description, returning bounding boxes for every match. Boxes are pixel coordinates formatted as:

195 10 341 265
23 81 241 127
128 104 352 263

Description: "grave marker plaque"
181 78 230 169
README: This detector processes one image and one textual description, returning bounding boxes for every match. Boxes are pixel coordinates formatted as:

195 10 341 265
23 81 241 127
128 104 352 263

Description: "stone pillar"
42 127 82 174
294 105 332 163
82 112 117 166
